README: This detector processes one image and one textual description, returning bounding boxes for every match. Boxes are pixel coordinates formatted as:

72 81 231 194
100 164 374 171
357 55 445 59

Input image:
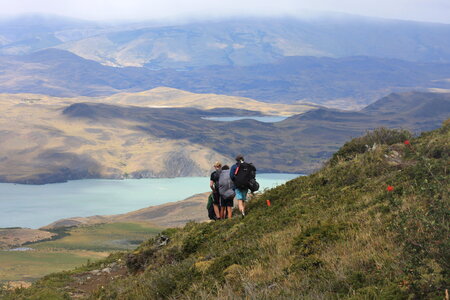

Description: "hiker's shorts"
213 191 221 205
235 188 248 201
221 197 234 207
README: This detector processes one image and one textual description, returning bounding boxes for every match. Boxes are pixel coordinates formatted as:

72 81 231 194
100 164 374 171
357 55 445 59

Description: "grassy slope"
1 121 448 299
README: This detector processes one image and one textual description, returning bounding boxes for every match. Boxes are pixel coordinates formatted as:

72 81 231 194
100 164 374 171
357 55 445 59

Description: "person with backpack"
218 165 235 219
230 154 258 217
209 161 222 220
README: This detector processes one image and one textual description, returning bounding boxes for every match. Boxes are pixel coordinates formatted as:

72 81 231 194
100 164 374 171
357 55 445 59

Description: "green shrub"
181 223 212 256
330 127 412 165
292 223 347 256
146 259 200 299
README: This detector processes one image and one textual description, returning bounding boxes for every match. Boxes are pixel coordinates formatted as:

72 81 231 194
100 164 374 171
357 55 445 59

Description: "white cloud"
0 0 449 24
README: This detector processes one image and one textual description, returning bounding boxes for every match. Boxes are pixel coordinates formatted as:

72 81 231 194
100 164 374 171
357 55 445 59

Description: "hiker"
218 165 235 219
209 161 222 220
230 154 257 217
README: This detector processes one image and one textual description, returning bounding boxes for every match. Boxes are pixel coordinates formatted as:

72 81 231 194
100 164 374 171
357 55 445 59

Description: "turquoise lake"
0 173 300 229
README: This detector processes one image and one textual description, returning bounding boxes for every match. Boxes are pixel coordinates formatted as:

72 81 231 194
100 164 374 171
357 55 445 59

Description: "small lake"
0 173 300 229
202 116 289 122
6 247 34 252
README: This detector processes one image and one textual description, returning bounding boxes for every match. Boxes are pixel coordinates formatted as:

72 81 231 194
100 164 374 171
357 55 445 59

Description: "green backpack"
207 193 216 220
207 193 214 209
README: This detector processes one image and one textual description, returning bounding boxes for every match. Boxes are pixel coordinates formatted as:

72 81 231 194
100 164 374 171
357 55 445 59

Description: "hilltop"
1 119 448 299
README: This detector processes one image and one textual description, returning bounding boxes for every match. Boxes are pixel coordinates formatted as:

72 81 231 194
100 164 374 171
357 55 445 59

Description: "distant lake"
0 173 300 229
202 116 289 122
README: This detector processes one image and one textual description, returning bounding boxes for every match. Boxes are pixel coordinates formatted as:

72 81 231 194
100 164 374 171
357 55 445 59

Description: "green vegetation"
0 251 106 282
1 121 448 299
32 223 161 251
329 127 412 165
0 223 160 283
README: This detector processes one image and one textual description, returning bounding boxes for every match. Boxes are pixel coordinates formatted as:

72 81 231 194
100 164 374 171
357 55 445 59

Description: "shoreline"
0 171 305 186
0 173 302 229
0 192 211 250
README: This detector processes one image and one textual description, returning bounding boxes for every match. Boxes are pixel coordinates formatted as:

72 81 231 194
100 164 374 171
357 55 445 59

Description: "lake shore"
0 192 209 250
0 174 300 229
0 174 301 250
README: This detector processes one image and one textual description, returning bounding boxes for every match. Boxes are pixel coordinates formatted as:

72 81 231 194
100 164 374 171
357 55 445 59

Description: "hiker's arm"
210 180 215 191
230 165 236 181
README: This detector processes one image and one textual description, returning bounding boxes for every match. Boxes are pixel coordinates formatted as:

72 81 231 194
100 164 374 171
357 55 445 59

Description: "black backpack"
248 178 260 193
234 162 258 191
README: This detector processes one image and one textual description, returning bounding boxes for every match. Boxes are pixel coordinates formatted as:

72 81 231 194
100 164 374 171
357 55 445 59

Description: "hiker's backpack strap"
234 164 240 176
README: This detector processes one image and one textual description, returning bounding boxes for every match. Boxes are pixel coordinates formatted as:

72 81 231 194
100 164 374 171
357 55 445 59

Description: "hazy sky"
1 0 450 24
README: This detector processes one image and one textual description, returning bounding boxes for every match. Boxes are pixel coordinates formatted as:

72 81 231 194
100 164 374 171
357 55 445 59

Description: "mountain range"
3 15 450 68
1 49 450 107
1 14 450 183
0 89 448 184
2 15 450 107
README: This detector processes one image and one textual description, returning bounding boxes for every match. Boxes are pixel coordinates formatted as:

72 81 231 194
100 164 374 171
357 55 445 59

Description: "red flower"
266 199 271 206
387 185 394 192
404 140 410 145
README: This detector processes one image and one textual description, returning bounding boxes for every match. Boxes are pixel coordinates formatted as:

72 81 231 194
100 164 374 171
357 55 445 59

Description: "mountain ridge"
0 90 448 184
2 49 450 106
49 17 450 67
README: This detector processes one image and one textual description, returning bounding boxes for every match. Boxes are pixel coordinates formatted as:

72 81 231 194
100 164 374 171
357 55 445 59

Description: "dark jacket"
230 162 241 181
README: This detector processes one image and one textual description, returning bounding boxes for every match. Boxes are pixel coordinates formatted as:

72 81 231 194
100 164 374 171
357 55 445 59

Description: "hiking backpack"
234 162 258 191
219 170 235 199
211 169 221 190
248 178 259 193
